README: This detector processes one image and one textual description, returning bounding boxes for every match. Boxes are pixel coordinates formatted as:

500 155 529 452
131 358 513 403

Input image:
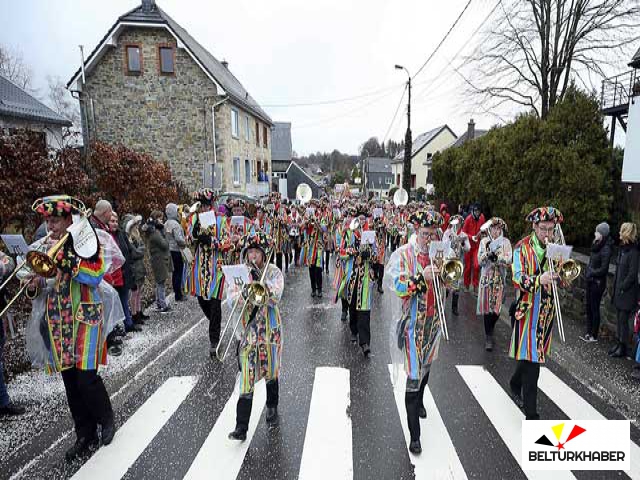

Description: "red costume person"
461 203 486 290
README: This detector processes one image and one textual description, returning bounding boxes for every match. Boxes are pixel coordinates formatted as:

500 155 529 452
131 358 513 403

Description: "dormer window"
159 46 175 74
126 45 142 75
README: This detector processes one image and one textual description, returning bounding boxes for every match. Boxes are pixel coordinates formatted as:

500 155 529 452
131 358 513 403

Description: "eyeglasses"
536 225 555 234
418 231 438 239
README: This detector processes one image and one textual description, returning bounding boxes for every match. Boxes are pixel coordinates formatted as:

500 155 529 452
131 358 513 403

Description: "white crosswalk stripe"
457 365 577 480
388 365 468 479
298 367 353 480
538 367 640 480
71 376 198 480
183 377 266 480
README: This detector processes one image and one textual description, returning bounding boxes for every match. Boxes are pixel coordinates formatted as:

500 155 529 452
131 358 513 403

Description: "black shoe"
228 427 247 441
362 344 371 358
485 336 494 352
0 402 26 416
125 324 142 333
65 435 99 462
341 311 348 322
112 325 126 337
132 313 145 325
510 389 524 410
418 406 427 419
108 344 123 356
317 290 323 298
377 286 384 294
409 440 422 454
159 306 172 314
611 344 627 358
311 290 317 298
350 334 357 344
266 407 279 425
101 416 116 445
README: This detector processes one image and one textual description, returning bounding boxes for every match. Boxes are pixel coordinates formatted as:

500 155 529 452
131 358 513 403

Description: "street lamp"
395 64 412 195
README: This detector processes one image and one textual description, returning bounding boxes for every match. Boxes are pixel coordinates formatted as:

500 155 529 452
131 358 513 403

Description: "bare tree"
0 44 34 91
47 75 79 125
464 0 640 118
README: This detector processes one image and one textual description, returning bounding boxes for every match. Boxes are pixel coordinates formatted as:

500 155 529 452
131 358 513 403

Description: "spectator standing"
580 222 613 343
164 203 187 302
610 222 639 358
109 211 139 331
146 211 172 313
125 215 149 324
0 251 25 417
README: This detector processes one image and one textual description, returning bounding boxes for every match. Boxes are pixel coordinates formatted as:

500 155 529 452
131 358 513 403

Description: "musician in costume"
509 207 563 420
301 210 324 297
334 209 351 322
25 196 117 461
373 215 387 294
272 206 289 273
461 203 486 293
441 215 470 316
386 210 445 455
477 217 512 351
228 231 285 441
184 189 231 358
339 208 375 357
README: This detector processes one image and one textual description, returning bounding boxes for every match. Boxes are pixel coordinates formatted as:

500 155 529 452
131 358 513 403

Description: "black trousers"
405 371 430 441
61 368 113 439
586 278 606 338
324 251 331 273
170 251 184 301
274 251 289 272
374 263 385 284
509 360 541 420
236 379 279 431
484 312 499 336
349 294 371 346
197 297 222 346
616 309 632 347
309 266 323 292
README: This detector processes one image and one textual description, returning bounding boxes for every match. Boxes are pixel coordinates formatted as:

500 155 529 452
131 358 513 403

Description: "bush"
432 85 612 246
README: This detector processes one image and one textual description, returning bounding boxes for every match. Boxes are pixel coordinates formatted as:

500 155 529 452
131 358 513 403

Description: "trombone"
216 249 274 361
428 245 464 342
545 224 581 343
0 232 70 318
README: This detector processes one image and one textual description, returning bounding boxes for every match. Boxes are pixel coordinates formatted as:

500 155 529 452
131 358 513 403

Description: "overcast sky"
1 0 628 155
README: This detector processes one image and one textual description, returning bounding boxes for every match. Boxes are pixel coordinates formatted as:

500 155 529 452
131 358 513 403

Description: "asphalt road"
3 262 640 480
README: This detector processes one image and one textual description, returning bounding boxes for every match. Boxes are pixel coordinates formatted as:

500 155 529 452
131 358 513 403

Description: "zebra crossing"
63 364 639 480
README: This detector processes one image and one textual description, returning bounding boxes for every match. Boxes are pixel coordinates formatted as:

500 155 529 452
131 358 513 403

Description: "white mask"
594 231 602 242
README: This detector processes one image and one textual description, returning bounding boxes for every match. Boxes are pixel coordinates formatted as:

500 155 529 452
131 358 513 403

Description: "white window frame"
231 109 239 138
385 176 392 185
233 157 241 185
245 115 250 142
245 158 251 184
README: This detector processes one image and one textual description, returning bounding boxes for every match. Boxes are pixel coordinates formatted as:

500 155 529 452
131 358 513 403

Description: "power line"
381 84 407 144
412 0 475 80
261 83 404 108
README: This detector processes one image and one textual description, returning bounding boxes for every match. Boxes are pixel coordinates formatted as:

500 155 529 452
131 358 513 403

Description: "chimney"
467 118 475 142
141 0 156 13
221 59 229 69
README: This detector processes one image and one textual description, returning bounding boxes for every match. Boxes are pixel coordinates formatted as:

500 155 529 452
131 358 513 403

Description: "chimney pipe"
467 119 475 142
141 0 155 13
221 59 229 69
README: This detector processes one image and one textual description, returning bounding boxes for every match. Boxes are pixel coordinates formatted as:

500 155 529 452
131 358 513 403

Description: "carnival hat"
487 217 508 231
410 210 443 228
32 195 85 217
239 231 273 260
526 206 563 224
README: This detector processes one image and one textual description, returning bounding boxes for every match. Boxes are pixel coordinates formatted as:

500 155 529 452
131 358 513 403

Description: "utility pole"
395 65 412 195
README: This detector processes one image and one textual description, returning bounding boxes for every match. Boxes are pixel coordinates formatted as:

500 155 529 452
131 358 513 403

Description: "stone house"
0 75 71 149
391 125 457 194
67 0 273 194
364 157 393 199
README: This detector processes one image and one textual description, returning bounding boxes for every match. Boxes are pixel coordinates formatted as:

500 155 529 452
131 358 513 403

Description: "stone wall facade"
80 26 271 194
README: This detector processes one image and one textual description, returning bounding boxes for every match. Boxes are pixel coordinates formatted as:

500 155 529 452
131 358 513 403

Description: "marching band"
1 187 581 460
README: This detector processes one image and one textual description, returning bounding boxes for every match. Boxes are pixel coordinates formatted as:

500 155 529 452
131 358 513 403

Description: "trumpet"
216 250 274 361
0 233 70 318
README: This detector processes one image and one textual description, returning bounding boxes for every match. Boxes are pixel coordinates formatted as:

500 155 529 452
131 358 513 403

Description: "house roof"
391 125 456 164
366 157 393 174
447 128 489 148
271 122 292 161
630 45 640 68
0 75 71 127
67 0 272 125
286 160 321 187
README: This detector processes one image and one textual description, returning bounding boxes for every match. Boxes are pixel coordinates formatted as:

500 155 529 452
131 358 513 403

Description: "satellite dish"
393 188 409 206
296 183 312 204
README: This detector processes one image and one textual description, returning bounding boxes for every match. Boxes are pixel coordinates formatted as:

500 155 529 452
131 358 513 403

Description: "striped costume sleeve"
511 244 539 293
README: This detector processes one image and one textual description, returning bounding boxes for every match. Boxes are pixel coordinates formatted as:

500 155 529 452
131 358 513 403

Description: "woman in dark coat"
125 215 148 323
146 211 173 313
610 222 639 358
581 222 613 342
